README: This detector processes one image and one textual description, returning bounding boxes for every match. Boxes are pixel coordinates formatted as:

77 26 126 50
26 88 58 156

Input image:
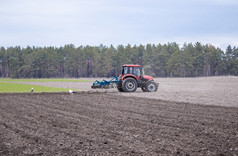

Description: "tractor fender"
122 75 138 82
143 75 153 80
144 80 159 87
144 79 158 83
142 79 155 87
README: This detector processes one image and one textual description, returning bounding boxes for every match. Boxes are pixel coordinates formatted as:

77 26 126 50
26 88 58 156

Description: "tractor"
91 64 158 92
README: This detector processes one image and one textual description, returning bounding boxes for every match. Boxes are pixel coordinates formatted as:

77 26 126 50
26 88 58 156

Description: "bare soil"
121 76 238 107
0 92 237 155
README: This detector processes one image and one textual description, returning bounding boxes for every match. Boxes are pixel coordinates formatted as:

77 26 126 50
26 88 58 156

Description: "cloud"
0 0 237 49
210 0 238 5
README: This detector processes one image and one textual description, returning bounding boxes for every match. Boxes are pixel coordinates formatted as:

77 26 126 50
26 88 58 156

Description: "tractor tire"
122 78 137 92
145 81 158 92
117 87 124 92
141 87 148 92
117 82 124 92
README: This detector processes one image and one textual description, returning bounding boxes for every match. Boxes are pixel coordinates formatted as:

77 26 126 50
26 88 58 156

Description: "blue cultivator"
91 77 121 89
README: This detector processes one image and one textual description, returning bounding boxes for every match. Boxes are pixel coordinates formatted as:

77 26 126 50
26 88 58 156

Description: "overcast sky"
0 0 237 50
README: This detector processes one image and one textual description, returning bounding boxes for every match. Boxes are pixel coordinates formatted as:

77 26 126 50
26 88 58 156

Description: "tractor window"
123 67 128 74
123 67 133 74
129 67 133 74
123 66 141 76
133 67 141 76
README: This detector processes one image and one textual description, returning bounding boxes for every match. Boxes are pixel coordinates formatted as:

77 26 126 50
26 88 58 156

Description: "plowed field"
0 92 237 155
16 76 238 107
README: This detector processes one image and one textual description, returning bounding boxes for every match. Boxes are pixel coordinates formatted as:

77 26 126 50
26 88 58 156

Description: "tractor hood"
143 75 153 80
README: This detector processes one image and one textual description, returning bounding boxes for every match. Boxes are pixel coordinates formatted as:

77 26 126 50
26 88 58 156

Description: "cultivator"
91 77 120 89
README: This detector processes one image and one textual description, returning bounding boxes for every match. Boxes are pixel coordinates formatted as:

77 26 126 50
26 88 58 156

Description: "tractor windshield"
122 67 128 75
133 67 140 76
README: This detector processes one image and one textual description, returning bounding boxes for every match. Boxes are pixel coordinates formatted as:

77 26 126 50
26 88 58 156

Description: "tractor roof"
122 64 141 67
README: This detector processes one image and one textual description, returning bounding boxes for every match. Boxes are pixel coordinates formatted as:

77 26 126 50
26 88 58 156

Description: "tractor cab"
121 64 153 81
121 64 142 79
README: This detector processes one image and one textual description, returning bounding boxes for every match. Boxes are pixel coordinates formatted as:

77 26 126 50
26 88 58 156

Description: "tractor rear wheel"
122 78 137 92
117 87 124 92
145 81 158 92
117 82 124 92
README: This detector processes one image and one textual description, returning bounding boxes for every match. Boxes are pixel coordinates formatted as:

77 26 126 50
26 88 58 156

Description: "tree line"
0 42 237 78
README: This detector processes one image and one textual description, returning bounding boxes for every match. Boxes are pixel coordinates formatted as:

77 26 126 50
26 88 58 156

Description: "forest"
0 42 237 78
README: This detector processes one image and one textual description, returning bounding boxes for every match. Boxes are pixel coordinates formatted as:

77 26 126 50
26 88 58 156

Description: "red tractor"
92 64 158 92
117 64 158 92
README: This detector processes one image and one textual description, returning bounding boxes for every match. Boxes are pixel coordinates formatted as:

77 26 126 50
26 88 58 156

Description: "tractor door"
133 67 141 80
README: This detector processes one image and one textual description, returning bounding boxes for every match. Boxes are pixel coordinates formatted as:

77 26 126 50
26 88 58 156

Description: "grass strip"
0 79 91 82
0 82 76 93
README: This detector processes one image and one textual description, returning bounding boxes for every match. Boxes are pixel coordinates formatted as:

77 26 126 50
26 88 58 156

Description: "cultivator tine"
91 84 101 89
101 84 115 89
102 85 110 89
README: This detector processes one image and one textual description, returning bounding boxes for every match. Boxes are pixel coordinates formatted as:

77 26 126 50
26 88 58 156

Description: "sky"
0 0 237 51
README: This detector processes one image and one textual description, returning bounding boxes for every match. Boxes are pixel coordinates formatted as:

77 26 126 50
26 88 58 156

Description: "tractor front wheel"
145 81 158 92
122 78 137 92
141 86 148 92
